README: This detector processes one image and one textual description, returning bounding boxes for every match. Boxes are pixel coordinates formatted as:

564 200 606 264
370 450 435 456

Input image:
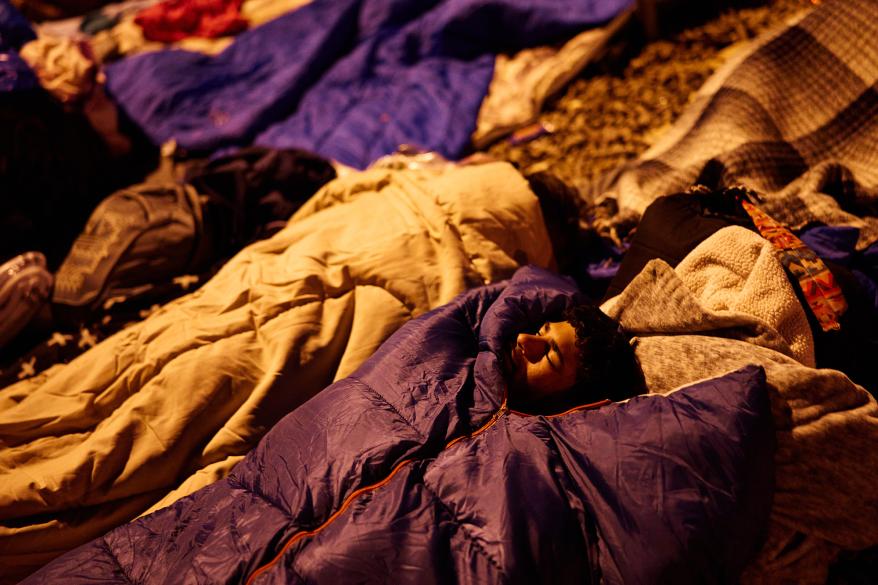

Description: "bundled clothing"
18 35 97 104
606 189 878 392
134 0 248 42
22 267 776 584
602 226 878 583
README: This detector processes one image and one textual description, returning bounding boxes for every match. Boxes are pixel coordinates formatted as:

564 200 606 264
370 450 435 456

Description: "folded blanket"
593 0 878 249
0 161 552 582
602 226 878 583
21 266 776 585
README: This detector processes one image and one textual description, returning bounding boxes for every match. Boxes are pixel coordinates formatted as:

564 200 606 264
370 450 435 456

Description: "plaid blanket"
593 0 878 250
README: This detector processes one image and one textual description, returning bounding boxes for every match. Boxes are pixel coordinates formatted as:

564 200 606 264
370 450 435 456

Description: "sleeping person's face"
507 320 580 408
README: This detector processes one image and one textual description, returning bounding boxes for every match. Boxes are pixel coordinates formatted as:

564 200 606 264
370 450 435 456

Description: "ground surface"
487 0 813 197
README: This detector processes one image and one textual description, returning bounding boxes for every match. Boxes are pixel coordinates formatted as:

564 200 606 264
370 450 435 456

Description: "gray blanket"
602 226 878 584
593 0 878 249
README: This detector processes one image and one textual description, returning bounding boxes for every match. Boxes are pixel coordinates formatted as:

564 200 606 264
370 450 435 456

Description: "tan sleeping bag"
0 161 554 582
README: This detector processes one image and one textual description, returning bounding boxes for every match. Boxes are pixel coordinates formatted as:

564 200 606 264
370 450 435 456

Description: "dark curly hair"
567 303 646 402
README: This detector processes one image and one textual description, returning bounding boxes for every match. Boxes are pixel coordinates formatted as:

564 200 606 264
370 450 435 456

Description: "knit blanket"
594 0 878 249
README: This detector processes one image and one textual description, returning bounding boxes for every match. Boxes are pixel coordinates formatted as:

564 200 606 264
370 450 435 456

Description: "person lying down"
0 159 558 582
26 263 779 584
20 192 878 585
504 303 645 415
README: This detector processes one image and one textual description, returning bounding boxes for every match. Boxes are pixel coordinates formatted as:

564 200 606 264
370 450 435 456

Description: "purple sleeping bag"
23 266 774 583
0 0 37 92
104 0 632 168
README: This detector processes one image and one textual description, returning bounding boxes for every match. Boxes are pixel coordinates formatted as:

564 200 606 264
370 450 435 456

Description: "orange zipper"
245 396 609 583
245 398 510 584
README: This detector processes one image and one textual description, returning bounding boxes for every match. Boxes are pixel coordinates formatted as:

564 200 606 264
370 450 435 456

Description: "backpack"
52 182 212 322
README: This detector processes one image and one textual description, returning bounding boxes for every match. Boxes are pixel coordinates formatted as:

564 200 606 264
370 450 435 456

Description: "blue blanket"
105 0 631 168
25 266 774 583
0 0 37 92
0 0 33 50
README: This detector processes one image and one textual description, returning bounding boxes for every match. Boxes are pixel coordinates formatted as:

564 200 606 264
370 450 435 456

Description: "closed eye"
545 343 561 370
551 340 564 367
537 325 560 369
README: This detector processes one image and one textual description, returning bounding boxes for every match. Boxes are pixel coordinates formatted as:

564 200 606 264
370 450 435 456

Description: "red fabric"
740 199 848 332
135 0 248 43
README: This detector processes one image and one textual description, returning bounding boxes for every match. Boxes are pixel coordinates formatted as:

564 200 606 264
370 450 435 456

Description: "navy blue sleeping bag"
104 0 632 168
24 266 774 583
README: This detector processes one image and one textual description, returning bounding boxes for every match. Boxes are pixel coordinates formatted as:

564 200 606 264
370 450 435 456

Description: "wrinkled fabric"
135 0 248 42
23 266 774 584
0 161 553 582
0 47 37 91
741 198 848 332
0 270 216 389
240 0 308 26
81 0 298 62
91 15 235 62
800 225 878 311
18 35 97 103
183 146 337 248
0 0 34 50
593 0 878 249
601 192 878 392
602 226 878 583
0 0 37 92
603 191 754 300
472 9 629 148
106 0 632 167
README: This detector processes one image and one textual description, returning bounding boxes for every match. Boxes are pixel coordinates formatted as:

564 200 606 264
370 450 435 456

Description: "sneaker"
0 252 53 349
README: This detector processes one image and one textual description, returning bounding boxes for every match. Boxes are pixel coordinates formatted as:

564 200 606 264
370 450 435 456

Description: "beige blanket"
0 161 553 582
593 0 878 250
603 226 878 583
472 7 632 149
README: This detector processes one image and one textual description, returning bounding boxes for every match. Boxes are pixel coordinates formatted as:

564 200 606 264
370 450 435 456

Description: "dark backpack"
52 183 212 321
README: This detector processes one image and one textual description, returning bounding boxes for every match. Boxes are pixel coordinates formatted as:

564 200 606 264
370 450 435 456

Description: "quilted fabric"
24 266 774 584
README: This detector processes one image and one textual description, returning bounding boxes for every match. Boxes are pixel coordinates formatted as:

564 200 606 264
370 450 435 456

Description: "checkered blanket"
593 0 878 249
